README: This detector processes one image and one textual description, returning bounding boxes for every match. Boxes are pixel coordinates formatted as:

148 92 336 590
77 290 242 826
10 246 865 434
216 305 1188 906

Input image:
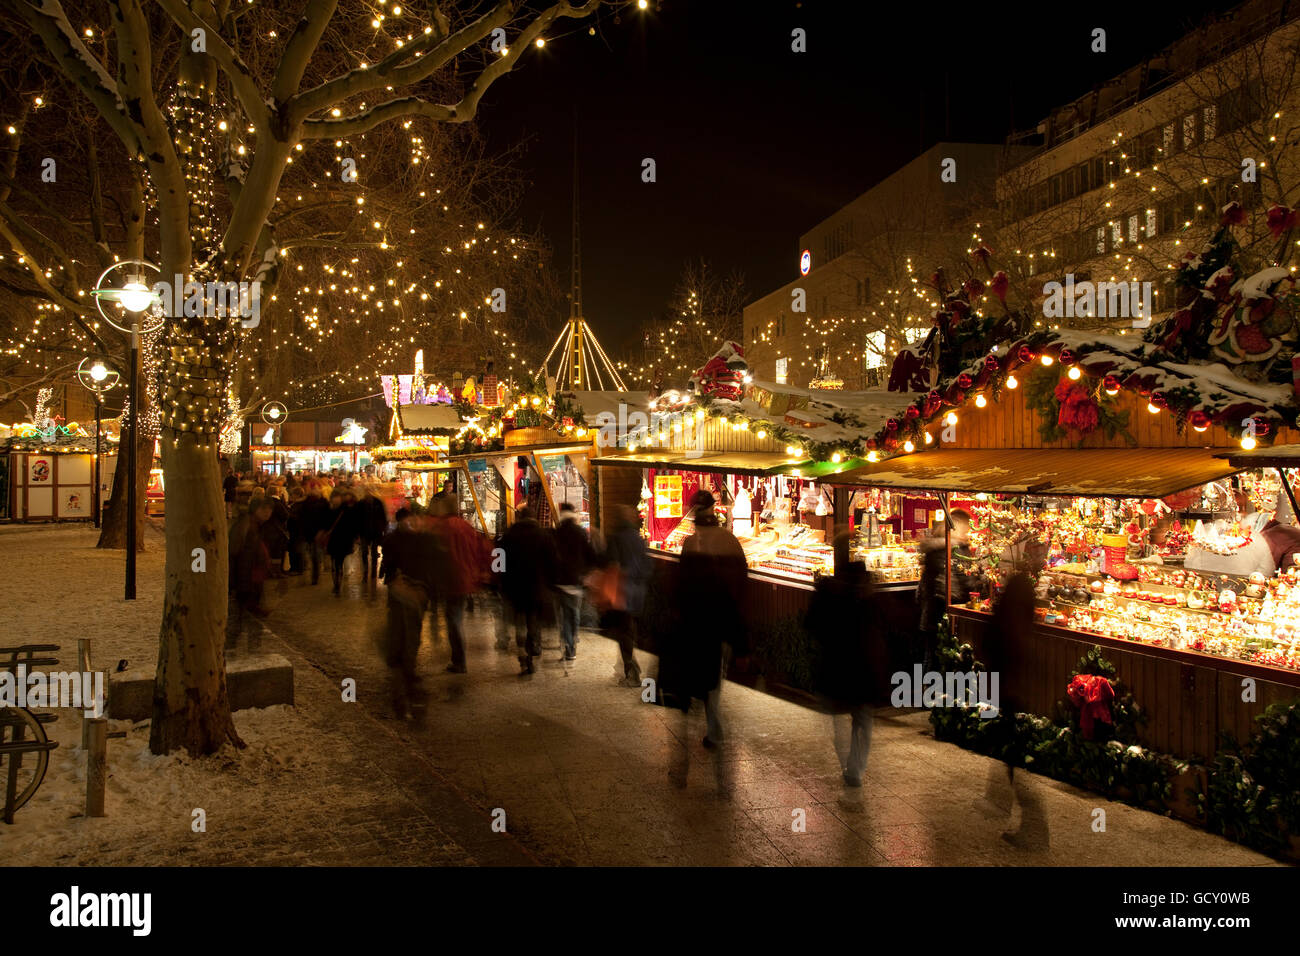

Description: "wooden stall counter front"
948 607 1300 761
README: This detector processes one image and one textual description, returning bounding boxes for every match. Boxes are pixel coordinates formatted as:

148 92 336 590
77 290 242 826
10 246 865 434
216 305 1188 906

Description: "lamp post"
76 358 121 529
92 260 163 601
262 402 287 477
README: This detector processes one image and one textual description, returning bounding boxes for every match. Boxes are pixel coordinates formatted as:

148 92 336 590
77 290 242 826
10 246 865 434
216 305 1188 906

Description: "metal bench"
1 644 61 823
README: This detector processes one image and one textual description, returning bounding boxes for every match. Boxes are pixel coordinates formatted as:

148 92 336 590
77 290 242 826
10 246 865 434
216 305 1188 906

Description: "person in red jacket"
429 493 490 673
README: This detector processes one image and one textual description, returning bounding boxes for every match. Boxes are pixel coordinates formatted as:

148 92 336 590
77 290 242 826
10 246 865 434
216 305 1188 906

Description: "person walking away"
916 508 973 673
807 532 877 788
602 504 650 686
380 507 435 718
223 468 238 519
499 506 557 675
429 494 490 673
550 502 596 662
261 487 291 577
663 489 748 749
981 571 1048 848
286 487 307 575
358 485 389 583
301 484 331 585
325 490 360 596
228 497 274 651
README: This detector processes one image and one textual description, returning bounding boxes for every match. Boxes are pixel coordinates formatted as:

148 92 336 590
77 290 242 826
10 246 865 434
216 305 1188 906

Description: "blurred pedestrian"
381 507 435 719
227 497 274 650
807 531 876 788
917 508 972 672
301 483 330 585
660 490 747 748
324 489 359 596
261 486 290 577
223 468 238 519
499 506 557 676
550 502 596 662
357 484 389 584
600 504 650 686
286 486 307 575
429 494 490 673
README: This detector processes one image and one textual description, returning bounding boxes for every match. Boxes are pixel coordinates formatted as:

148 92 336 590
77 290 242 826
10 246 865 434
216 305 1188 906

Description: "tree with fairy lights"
4 0 618 756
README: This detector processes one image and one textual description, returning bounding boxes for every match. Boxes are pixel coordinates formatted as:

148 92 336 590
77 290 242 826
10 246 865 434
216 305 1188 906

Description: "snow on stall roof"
397 403 462 433
718 381 908 442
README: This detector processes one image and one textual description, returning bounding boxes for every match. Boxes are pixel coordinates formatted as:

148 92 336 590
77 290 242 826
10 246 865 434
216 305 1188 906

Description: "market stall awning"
592 450 813 477
831 447 1243 497
449 441 592 461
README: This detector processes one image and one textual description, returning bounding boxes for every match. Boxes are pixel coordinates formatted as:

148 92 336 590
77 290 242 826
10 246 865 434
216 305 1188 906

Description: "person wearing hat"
659 488 748 754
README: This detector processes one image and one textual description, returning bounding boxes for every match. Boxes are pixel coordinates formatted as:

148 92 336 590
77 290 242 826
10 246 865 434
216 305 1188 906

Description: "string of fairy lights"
2 1 653 425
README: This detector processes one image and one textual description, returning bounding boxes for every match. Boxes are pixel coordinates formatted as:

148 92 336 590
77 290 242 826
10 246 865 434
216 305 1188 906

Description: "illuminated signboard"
799 249 811 275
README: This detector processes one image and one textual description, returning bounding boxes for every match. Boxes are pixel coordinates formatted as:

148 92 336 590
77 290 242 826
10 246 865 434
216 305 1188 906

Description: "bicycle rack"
1 644 61 823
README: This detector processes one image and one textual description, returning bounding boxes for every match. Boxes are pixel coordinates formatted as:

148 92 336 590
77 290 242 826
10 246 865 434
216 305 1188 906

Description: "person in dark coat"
299 485 331 585
661 490 748 748
324 490 360 596
380 507 435 718
227 498 273 650
260 488 291 577
806 532 877 787
223 469 238 519
357 486 389 582
550 502 597 662
499 506 558 675
602 504 650 686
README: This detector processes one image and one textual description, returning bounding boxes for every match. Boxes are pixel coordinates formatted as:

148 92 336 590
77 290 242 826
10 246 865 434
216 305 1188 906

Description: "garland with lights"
1023 363 1134 446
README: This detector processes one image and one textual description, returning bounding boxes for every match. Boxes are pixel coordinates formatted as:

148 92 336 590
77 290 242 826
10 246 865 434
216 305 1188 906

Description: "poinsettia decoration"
1024 363 1134 446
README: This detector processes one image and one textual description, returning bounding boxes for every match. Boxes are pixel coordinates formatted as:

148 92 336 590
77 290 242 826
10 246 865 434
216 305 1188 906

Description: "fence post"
85 718 107 818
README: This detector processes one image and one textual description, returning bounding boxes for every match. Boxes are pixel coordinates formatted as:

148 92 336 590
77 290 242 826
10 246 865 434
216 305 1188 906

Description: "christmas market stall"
1 421 96 522
826 230 1300 765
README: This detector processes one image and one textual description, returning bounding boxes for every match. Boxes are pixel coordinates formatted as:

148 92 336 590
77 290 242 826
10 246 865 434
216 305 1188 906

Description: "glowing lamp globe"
119 280 154 313
89 362 109 383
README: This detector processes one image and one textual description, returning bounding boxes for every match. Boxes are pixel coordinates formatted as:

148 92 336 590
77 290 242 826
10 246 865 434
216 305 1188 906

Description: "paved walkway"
240 563 1281 867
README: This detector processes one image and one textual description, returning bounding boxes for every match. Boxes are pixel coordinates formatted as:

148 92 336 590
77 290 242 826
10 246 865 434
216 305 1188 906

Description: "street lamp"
76 357 121 530
92 260 163 601
261 402 288 476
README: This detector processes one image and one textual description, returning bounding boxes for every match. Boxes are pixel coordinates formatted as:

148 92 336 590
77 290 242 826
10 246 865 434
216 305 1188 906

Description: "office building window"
775 358 788 385
1183 113 1197 149
1163 122 1176 154
1096 227 1106 254
1145 208 1157 237
1111 222 1123 247
1203 104 1217 140
1128 215 1139 243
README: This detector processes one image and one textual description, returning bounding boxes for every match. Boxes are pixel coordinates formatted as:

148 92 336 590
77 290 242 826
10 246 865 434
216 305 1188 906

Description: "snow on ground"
0 524 166 670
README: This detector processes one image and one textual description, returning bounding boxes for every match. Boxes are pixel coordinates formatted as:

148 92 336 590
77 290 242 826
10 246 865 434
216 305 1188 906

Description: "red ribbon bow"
1067 674 1115 739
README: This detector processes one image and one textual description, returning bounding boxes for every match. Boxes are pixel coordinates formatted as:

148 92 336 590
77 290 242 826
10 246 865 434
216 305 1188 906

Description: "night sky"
478 0 1239 356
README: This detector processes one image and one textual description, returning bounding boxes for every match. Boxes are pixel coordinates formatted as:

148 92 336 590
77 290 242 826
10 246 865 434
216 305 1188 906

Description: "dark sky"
478 0 1240 356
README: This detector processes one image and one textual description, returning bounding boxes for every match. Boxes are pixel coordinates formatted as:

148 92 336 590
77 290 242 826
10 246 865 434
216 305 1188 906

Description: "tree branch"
270 0 337 105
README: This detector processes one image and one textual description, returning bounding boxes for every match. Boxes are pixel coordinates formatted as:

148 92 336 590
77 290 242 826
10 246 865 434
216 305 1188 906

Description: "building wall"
743 143 1015 388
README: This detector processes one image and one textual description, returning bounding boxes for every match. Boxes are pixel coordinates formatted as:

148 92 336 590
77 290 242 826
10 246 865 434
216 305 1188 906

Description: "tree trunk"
148 320 242 756
96 348 153 552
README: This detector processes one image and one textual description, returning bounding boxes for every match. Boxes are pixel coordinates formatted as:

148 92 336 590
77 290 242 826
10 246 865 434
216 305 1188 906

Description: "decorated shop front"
1 422 96 522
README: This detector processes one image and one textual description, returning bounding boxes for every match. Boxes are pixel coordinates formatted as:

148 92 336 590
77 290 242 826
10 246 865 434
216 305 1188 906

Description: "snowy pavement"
1 526 1284 866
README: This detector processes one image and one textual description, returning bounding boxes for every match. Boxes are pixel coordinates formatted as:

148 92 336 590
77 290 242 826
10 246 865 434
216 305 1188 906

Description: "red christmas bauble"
905 406 920 420
886 419 899 432
984 355 999 372
958 373 973 389
1018 345 1035 363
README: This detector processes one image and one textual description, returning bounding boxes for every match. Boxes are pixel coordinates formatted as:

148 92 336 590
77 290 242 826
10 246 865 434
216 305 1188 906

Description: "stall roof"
831 447 1242 497
1221 444 1300 469
568 390 652 425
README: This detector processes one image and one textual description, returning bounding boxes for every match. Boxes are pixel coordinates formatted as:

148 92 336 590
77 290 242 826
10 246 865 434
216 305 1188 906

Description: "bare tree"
6 0 610 755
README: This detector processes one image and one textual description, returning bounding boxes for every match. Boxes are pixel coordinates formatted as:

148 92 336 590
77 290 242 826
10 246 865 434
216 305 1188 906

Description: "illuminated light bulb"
718 417 728 426
867 451 879 463
1068 366 1082 380
1040 354 1054 366
756 430 767 440
831 452 843 463
785 445 799 457
1240 435 1257 451
89 362 108 382
118 280 154 313
694 409 705 421
975 394 987 408
1005 374 1018 389
924 432 933 445
673 422 683 433
638 0 648 7
945 411 958 426
1147 402 1160 414
535 37 545 48
903 441 915 453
